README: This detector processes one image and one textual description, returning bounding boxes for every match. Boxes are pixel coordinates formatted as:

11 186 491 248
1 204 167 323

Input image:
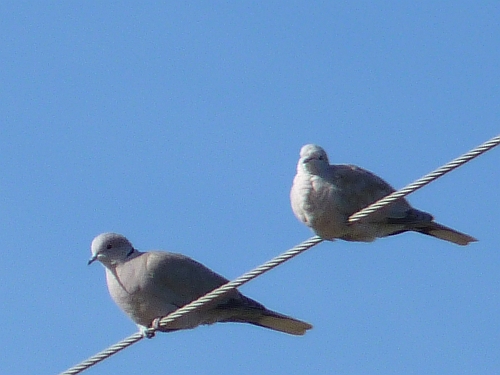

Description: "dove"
290 144 476 245
88 233 312 336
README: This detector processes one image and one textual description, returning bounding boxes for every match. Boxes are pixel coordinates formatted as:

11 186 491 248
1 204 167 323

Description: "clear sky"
1 2 499 375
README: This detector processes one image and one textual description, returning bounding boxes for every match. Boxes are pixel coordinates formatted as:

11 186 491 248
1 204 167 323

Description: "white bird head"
298 144 330 173
88 232 136 267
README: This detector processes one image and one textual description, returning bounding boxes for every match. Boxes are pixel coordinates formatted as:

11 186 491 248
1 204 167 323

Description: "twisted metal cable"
153 235 324 328
59 333 144 375
59 133 499 375
349 134 500 222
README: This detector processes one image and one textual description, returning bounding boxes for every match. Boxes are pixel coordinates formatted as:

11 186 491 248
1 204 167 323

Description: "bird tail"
412 221 477 246
245 309 313 336
216 296 312 335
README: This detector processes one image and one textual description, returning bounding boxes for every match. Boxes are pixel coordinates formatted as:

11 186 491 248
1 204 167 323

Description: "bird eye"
106 244 112 249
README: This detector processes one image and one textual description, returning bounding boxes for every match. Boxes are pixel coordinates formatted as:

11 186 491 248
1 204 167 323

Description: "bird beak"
88 254 98 265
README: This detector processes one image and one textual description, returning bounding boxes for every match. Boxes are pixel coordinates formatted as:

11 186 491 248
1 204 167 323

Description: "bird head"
298 144 330 174
88 232 136 267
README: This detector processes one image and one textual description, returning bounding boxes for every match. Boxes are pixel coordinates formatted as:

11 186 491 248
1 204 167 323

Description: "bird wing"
328 164 410 218
145 251 238 308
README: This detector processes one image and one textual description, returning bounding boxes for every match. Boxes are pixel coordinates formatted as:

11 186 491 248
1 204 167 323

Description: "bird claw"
139 318 163 338
139 325 156 339
151 318 163 331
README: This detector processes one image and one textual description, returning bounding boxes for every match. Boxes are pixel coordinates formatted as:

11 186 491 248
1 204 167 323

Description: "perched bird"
89 232 312 336
290 144 476 245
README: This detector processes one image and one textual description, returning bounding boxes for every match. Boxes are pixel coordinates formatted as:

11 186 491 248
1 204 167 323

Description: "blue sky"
1 2 499 374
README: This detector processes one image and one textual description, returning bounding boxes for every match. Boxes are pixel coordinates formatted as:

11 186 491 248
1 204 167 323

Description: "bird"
290 144 477 245
88 232 312 336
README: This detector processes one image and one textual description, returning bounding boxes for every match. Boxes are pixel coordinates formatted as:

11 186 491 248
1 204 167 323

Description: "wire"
151 236 324 329
58 134 499 375
349 134 500 222
59 333 143 375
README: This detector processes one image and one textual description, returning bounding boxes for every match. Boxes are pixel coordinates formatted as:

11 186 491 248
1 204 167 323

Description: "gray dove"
290 144 476 245
88 233 312 336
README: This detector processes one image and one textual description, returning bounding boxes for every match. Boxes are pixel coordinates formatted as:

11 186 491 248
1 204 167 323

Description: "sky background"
1 2 499 375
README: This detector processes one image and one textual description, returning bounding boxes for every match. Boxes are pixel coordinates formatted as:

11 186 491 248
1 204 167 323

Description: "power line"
349 134 500 222
59 134 499 375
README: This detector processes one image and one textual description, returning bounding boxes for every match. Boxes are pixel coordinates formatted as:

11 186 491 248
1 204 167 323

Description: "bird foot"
139 325 156 339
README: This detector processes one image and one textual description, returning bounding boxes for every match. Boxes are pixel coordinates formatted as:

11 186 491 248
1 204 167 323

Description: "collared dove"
290 144 477 245
88 233 312 336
